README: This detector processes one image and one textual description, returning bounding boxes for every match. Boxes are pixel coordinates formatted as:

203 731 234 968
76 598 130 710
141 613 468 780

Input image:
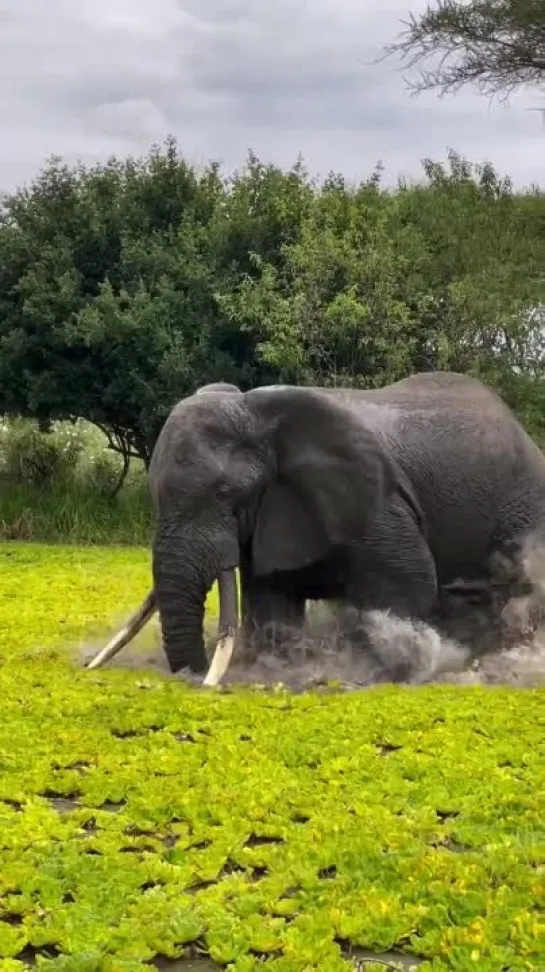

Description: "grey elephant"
87 372 545 685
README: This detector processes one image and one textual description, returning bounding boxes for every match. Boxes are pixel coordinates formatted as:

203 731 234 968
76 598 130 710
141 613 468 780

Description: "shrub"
84 450 125 497
0 418 152 544
0 417 85 487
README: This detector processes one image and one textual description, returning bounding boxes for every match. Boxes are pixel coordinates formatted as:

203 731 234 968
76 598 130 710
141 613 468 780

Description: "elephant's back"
330 372 544 476
327 373 545 581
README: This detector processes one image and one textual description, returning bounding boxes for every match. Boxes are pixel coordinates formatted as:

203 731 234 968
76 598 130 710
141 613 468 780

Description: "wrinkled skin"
94 373 545 677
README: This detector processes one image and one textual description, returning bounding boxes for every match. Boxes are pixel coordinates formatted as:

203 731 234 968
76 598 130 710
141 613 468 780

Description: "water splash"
223 603 469 690
80 535 545 690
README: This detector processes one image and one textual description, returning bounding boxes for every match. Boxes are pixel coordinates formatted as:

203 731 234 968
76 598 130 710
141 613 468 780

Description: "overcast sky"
1 0 543 194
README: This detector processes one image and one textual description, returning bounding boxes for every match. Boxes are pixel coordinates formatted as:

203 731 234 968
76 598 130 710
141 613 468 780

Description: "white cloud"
0 0 543 194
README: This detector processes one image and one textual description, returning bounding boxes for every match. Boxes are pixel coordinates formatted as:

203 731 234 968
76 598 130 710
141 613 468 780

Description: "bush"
0 417 85 487
0 417 152 544
85 450 126 497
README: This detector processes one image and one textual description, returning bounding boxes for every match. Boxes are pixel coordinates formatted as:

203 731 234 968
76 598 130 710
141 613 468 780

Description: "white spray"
81 534 545 689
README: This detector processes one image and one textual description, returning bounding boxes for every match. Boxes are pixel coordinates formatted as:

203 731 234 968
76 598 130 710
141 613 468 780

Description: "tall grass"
0 417 152 545
0 480 152 545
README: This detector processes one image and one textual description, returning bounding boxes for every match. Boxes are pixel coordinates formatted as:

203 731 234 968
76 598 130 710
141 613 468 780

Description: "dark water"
16 953 422 970
153 961 221 971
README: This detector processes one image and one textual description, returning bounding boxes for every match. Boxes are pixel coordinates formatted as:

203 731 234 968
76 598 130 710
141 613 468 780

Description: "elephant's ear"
250 388 393 576
252 480 329 573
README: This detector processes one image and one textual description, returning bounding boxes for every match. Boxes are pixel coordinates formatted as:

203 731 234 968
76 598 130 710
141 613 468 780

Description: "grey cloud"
0 0 543 195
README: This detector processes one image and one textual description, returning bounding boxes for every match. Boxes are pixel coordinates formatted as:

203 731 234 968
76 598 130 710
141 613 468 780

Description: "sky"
1 0 543 195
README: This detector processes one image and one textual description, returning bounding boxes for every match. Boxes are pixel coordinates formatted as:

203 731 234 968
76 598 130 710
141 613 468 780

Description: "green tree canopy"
220 151 545 430
1 138 544 467
0 139 311 464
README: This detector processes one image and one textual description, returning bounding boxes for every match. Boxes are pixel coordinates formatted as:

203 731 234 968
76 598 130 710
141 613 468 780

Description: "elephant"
86 371 545 685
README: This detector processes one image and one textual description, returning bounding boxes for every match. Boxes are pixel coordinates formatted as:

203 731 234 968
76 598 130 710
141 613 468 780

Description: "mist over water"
82 536 545 690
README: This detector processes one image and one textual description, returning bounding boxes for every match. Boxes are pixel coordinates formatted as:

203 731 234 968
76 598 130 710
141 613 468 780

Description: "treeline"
1 136 545 474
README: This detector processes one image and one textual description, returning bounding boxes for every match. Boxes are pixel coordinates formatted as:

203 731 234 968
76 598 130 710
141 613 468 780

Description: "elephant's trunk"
152 548 210 674
85 568 239 687
156 558 239 683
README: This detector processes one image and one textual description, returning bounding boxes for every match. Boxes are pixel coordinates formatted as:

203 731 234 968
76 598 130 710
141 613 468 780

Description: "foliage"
0 419 85 488
0 141 311 463
384 0 545 99
0 544 156 659
0 481 151 545
221 152 545 420
0 419 152 543
0 544 543 971
1 139 545 460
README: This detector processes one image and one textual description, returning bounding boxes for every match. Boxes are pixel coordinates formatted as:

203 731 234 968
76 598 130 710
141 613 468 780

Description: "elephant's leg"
433 527 545 654
239 559 306 661
347 513 437 618
344 507 439 682
486 526 545 649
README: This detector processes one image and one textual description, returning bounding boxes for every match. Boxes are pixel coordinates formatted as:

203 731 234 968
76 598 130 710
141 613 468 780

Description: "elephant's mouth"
85 569 239 686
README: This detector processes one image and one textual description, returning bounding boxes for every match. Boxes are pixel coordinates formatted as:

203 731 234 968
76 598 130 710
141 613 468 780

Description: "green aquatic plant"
0 544 543 971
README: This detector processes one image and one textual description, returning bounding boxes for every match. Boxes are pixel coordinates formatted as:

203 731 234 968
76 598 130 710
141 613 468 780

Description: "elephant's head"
86 384 395 684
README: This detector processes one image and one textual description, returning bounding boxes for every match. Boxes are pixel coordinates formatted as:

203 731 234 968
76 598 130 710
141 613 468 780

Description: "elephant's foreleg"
345 507 438 682
238 560 306 661
347 521 437 620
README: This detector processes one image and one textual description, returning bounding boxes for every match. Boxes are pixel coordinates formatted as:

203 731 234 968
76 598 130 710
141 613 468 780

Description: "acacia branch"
383 0 545 99
94 422 141 462
93 422 146 497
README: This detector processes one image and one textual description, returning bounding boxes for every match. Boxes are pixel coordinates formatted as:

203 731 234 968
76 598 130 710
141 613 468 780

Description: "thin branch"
109 444 131 498
383 0 545 100
94 422 141 461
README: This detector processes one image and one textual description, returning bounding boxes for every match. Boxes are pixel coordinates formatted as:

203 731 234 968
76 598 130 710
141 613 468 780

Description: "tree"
0 140 226 468
1 140 544 481
0 141 315 470
218 167 435 387
219 152 545 431
385 0 545 99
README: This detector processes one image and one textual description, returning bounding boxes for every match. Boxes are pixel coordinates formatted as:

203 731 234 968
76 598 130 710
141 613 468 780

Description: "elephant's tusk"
85 591 157 670
442 579 491 594
202 569 238 686
202 631 236 686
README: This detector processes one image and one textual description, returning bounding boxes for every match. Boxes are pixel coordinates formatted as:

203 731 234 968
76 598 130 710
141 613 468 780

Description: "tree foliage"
385 0 545 99
1 138 544 467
